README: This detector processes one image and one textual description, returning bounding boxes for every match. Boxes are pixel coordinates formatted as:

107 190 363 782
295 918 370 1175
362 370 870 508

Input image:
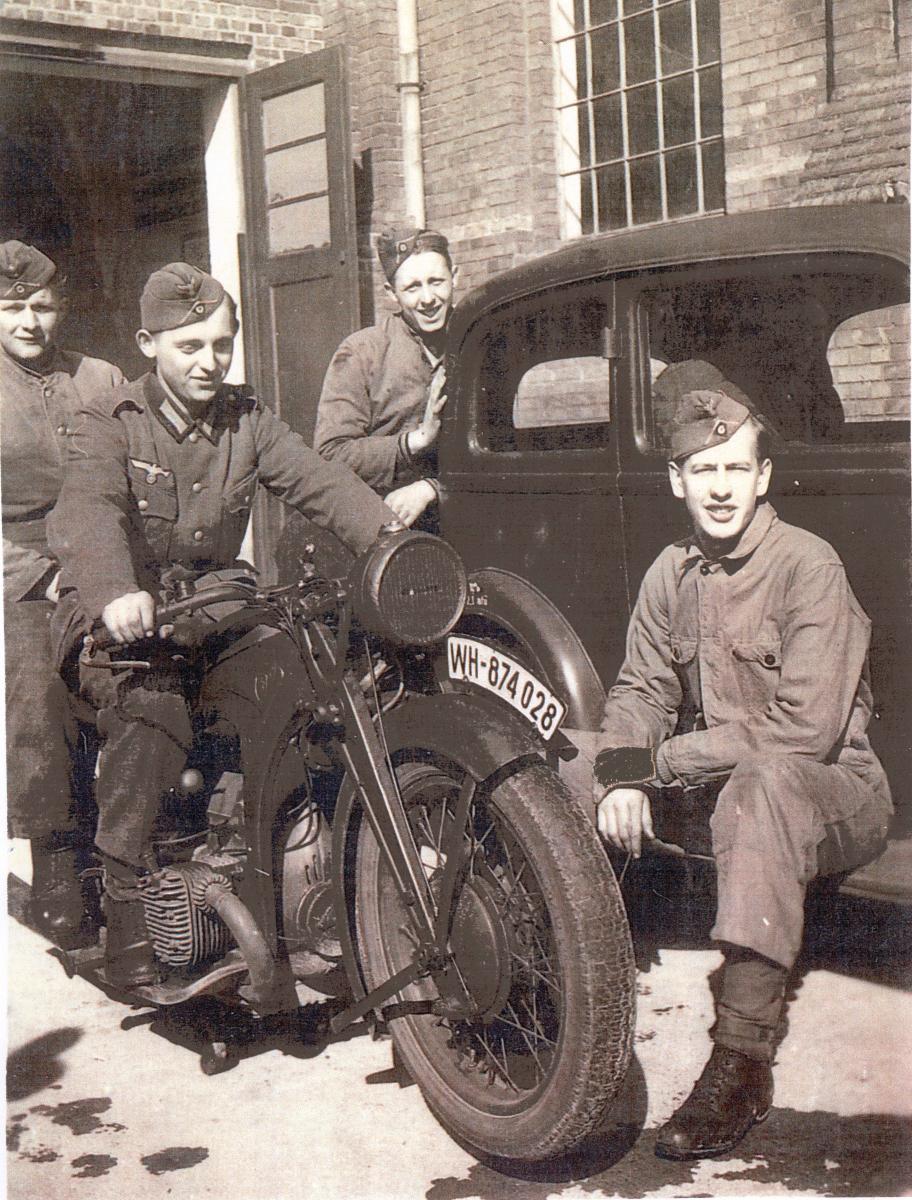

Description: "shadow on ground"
6 1029 83 1103
426 1107 912 1200
117 992 369 1072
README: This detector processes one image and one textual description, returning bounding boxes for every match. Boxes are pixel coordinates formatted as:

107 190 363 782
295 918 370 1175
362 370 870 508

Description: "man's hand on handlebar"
101 591 157 644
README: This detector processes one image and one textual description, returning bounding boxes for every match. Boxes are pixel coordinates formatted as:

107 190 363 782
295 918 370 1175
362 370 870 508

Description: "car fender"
454 567 607 730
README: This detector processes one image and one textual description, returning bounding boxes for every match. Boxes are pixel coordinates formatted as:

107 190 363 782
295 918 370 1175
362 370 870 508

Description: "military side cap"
140 262 226 333
670 379 754 462
0 241 58 299
377 227 450 283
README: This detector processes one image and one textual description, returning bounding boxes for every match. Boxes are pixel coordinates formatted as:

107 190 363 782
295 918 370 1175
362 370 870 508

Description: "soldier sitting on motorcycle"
48 262 397 990
592 367 892 1161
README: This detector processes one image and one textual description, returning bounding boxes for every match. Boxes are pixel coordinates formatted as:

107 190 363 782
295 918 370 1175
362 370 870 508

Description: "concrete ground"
6 842 912 1200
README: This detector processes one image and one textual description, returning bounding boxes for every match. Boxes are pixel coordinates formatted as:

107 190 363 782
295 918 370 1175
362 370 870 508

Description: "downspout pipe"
395 0 426 228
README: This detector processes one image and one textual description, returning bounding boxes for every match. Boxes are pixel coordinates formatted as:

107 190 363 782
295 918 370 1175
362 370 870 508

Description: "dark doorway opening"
1 72 209 376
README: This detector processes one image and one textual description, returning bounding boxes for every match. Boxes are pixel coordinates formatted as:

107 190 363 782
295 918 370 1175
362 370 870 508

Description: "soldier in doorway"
0 240 125 949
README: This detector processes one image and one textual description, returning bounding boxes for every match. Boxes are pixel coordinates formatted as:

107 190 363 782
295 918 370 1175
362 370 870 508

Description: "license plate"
446 636 566 741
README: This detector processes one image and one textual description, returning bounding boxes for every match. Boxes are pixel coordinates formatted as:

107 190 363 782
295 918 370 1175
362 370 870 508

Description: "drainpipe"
395 0 426 227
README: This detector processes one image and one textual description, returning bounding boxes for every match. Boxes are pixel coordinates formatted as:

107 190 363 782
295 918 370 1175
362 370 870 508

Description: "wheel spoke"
466 1027 522 1093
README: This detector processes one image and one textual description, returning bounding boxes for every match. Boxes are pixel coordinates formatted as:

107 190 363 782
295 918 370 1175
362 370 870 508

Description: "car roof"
450 205 910 342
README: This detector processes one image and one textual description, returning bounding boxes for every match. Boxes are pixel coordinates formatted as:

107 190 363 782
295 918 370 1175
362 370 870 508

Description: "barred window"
556 0 725 235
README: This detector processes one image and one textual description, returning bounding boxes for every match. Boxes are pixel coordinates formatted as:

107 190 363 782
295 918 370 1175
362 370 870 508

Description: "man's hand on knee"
596 787 654 858
102 591 156 644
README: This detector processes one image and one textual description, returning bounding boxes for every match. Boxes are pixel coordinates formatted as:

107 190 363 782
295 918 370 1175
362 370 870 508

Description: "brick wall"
722 0 910 210
1 0 324 67
322 0 563 318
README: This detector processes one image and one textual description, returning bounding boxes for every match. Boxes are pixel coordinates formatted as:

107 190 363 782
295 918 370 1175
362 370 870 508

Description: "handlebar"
83 580 271 654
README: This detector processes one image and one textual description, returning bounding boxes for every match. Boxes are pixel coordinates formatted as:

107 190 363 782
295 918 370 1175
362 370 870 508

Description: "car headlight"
350 530 467 646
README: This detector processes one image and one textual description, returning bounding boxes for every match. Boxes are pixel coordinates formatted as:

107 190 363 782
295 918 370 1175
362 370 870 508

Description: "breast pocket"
219 469 258 561
731 639 782 711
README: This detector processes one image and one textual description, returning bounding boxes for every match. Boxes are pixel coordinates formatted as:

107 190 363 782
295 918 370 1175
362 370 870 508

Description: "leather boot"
101 861 159 990
29 834 94 950
654 1045 773 1160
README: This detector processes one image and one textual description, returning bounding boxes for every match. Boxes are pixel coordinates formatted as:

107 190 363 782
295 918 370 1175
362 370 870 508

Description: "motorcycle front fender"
331 691 545 1007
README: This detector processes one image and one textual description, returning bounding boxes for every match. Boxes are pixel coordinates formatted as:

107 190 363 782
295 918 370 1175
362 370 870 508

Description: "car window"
641 269 909 452
478 291 613 452
514 357 611 429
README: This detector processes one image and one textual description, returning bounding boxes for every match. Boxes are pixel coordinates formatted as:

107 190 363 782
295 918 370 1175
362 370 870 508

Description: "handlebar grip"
85 581 260 654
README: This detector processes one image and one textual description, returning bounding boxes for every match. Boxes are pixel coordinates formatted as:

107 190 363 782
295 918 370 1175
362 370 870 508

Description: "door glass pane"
515 357 612 428
262 82 326 150
265 139 328 204
268 195 330 254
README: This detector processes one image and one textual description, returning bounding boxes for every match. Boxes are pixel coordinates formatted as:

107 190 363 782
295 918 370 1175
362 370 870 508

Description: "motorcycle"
58 528 635 1165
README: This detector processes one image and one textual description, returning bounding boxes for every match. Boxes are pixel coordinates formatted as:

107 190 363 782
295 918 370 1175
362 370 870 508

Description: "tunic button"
763 653 776 666
137 499 149 512
191 481 203 493
56 424 66 435
193 530 204 542
700 563 711 576
188 431 199 443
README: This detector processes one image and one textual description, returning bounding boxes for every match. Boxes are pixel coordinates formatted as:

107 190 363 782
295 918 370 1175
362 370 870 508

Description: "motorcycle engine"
143 770 248 970
142 858 237 969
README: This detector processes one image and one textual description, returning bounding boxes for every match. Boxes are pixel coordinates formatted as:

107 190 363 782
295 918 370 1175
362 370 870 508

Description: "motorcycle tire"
355 756 634 1163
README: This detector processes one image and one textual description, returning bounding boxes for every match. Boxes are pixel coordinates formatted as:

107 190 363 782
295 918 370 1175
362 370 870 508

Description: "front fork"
308 628 477 1033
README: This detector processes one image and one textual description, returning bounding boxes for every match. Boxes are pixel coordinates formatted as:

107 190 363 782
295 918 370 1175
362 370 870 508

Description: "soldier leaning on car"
0 240 125 950
592 366 892 1161
47 262 397 990
313 226 456 530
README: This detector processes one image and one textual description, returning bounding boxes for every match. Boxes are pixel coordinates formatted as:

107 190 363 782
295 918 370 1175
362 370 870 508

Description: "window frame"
554 0 725 236
623 254 911 461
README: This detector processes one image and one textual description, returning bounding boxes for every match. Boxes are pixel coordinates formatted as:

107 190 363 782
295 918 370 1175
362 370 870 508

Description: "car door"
617 250 911 802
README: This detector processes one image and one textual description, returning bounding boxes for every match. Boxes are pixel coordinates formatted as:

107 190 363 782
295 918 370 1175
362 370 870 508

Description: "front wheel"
355 757 635 1163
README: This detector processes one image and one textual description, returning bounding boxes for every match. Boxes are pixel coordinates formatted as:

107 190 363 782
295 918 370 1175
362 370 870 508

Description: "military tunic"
48 371 395 865
600 503 892 969
1 346 124 837
314 312 441 495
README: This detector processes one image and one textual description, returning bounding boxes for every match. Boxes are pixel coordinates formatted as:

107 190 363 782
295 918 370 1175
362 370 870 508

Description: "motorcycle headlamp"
350 529 467 647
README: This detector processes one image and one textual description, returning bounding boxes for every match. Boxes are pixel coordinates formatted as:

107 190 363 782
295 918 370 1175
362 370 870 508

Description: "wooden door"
240 46 360 577
241 45 359 436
